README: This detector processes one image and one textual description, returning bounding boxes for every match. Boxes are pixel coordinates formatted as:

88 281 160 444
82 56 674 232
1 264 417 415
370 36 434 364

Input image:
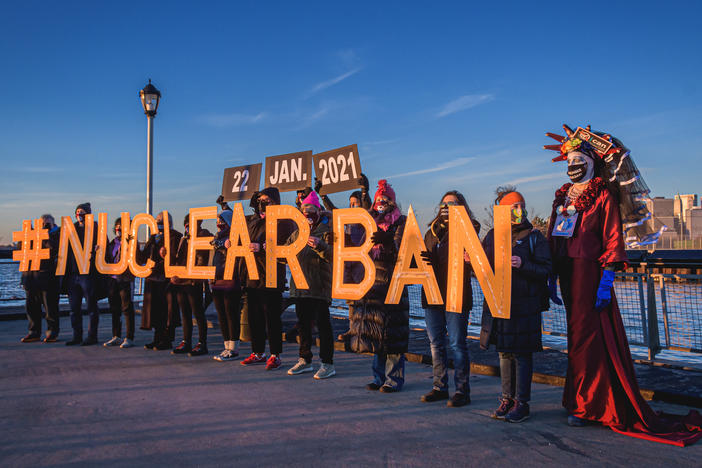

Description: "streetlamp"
139 79 161 216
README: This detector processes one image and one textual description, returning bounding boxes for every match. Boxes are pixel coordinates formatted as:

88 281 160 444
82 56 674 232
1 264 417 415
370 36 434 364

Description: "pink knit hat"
301 191 321 209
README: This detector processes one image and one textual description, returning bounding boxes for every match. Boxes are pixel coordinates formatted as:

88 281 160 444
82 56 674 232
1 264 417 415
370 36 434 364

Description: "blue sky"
1 1 701 243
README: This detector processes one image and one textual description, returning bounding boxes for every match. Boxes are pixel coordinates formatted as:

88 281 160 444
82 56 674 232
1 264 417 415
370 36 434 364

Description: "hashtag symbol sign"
12 219 50 272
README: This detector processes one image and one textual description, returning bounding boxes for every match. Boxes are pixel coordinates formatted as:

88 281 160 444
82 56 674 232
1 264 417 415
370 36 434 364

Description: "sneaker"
379 385 400 393
81 337 98 346
567 415 587 427
43 334 58 343
171 341 191 355
314 363 336 380
144 341 156 350
21 333 41 343
66 337 82 346
120 338 134 348
287 358 314 375
365 382 381 391
420 389 449 403
188 342 209 357
505 401 530 423
154 341 172 351
103 336 121 347
447 393 471 408
492 398 515 420
241 353 267 365
213 349 235 362
265 355 282 370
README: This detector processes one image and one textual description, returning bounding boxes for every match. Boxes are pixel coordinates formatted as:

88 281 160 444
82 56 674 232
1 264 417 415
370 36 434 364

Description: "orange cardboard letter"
224 203 259 281
446 205 511 317
265 205 309 289
385 206 442 304
56 214 95 275
185 206 216 279
331 208 376 300
13 219 49 272
96 212 130 275
128 213 158 278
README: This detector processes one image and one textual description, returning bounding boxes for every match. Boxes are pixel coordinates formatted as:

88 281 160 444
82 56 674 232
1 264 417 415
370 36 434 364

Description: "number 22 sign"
221 163 262 202
313 144 363 195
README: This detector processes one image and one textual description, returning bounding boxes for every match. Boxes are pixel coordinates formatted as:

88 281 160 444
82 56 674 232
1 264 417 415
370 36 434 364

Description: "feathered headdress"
544 124 667 249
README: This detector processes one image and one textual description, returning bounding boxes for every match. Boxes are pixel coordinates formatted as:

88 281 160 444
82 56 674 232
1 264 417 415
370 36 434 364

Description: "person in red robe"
546 124 702 446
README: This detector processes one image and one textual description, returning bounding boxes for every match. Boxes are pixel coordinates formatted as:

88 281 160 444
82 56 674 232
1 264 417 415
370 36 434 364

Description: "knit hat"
259 186 281 205
301 191 320 209
499 191 525 206
219 210 233 227
75 202 91 214
373 179 395 203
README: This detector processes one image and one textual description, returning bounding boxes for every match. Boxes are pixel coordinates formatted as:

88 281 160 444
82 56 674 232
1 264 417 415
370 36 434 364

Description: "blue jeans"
67 275 99 340
424 307 470 395
499 352 533 402
372 353 405 390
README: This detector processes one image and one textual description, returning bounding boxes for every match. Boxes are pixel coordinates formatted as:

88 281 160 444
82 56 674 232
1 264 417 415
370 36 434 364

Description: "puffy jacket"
287 216 333 302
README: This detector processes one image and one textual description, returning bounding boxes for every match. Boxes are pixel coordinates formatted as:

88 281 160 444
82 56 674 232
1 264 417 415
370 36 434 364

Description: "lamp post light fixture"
139 79 161 216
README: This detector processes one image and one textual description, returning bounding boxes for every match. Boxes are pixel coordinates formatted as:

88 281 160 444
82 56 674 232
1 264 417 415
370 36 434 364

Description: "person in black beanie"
64 203 100 346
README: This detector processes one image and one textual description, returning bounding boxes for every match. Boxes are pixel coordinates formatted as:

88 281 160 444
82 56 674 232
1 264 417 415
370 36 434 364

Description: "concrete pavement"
1 317 701 467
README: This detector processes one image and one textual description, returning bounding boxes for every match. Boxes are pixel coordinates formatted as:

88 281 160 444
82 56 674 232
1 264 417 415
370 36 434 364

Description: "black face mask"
567 163 587 183
43 223 52 230
258 200 272 214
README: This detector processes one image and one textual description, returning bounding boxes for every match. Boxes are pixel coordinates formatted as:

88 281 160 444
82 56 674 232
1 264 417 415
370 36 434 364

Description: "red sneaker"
265 355 282 370
241 353 267 365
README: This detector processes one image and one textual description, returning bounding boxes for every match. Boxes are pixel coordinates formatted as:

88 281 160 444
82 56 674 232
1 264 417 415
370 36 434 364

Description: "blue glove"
595 269 615 310
548 275 563 305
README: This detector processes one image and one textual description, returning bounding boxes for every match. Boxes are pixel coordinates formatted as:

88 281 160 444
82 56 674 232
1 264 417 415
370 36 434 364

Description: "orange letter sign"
265 205 309 289
56 214 95 275
224 203 259 281
96 212 130 275
331 208 376 300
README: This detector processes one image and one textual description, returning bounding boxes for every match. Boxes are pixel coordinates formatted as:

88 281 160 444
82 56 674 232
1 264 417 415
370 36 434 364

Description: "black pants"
212 287 241 342
25 284 60 337
178 283 208 344
296 298 333 364
165 286 181 343
247 288 282 355
108 280 135 340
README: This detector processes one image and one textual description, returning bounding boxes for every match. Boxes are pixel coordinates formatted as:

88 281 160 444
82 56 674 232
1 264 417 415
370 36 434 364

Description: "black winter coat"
479 226 552 353
348 213 409 355
420 218 481 311
287 217 333 302
22 226 60 291
241 213 296 291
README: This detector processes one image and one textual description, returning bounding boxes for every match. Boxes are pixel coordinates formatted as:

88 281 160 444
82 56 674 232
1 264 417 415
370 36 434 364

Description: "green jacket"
286 217 333 302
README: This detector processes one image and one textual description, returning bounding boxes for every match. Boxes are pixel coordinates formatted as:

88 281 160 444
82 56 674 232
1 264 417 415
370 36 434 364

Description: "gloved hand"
419 250 434 267
359 173 369 192
595 269 615 310
371 229 393 246
548 275 563 305
314 177 323 194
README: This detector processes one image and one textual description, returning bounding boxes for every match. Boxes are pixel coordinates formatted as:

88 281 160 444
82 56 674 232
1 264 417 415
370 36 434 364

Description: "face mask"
305 212 319 226
216 220 227 231
115 228 121 237
43 222 53 230
76 213 85 223
567 152 594 184
157 224 164 233
258 200 271 214
511 206 527 225
184 226 190 235
439 201 457 220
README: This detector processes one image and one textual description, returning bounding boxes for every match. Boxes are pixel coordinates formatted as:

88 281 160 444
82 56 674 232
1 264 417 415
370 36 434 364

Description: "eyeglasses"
441 201 459 207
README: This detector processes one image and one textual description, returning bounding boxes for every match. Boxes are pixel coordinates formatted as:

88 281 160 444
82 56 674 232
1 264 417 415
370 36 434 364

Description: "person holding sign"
479 188 551 423
240 187 296 370
419 191 480 408
285 191 336 379
546 125 702 445
347 180 409 393
314 173 372 212
102 217 136 349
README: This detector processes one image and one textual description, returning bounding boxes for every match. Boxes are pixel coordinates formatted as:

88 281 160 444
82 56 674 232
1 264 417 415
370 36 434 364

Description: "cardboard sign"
162 210 187 279
221 163 262 202
55 215 94 276
331 208 377 300
574 127 613 156
313 144 362 195
264 151 313 192
385 206 443 305
265 205 310 288
446 205 512 318
12 219 49 272
96 212 130 275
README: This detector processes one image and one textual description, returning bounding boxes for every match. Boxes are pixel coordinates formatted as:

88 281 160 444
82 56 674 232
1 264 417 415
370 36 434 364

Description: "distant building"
648 194 702 248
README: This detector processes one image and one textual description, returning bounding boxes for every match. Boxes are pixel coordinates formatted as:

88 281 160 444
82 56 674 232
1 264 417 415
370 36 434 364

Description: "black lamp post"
139 79 161 215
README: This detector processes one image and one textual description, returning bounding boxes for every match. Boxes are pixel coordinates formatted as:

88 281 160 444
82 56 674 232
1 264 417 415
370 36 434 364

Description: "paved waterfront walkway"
2 317 702 466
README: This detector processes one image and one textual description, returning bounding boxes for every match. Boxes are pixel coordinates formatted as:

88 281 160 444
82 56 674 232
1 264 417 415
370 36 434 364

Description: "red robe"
549 180 702 446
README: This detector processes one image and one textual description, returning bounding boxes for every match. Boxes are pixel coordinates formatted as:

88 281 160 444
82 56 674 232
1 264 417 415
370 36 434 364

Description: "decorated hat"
374 179 396 203
543 124 619 162
301 191 320 209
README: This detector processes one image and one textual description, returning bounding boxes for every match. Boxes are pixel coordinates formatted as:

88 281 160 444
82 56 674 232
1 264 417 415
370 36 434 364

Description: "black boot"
188 342 208 356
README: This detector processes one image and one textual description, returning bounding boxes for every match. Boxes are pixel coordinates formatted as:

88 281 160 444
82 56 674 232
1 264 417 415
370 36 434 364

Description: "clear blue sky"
1 1 701 243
